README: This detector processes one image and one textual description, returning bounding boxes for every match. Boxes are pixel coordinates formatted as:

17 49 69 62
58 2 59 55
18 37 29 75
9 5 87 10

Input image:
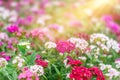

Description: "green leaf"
26 52 36 65
17 45 26 55
12 71 17 80
52 64 60 75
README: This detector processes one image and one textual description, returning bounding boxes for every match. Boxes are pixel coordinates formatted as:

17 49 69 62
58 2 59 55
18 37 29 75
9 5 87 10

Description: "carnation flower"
105 68 120 80
69 66 92 80
48 24 63 33
68 38 88 51
102 15 120 35
115 58 120 69
30 65 44 76
89 67 105 80
56 41 75 53
7 24 19 33
0 58 8 68
18 40 30 49
90 33 109 44
12 55 25 68
35 59 48 67
44 41 56 49
18 69 39 80
106 39 120 52
0 32 8 40
68 59 82 66
0 52 11 61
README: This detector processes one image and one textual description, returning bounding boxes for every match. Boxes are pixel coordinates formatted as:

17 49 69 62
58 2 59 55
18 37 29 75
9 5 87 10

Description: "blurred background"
0 0 120 41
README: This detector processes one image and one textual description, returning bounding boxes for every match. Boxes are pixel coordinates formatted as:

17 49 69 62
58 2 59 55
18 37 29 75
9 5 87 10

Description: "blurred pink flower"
30 28 53 41
56 41 75 53
102 15 120 35
7 24 19 33
68 20 82 27
17 16 33 25
0 32 8 40
18 69 39 80
48 24 63 32
0 52 11 61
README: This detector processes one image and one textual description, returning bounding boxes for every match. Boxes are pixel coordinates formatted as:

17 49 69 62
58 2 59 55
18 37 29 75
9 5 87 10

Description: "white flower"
0 7 10 19
66 73 70 78
0 58 8 68
99 63 106 70
115 60 120 69
78 56 86 61
68 38 88 51
105 68 120 79
18 41 30 49
18 63 23 68
106 39 120 52
63 59 70 68
44 41 56 49
90 33 109 44
12 55 25 68
30 65 44 76
68 37 80 44
18 41 30 46
12 59 17 64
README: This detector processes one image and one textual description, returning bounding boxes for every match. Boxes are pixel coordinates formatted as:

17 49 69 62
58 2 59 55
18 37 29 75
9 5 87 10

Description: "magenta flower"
0 52 11 61
7 25 19 33
18 69 39 80
102 15 120 35
102 15 113 23
4 56 11 61
56 41 75 53
0 42 4 46
69 66 92 80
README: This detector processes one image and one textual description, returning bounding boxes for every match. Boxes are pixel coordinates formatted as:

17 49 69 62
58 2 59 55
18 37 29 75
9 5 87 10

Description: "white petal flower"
44 41 56 49
30 65 44 76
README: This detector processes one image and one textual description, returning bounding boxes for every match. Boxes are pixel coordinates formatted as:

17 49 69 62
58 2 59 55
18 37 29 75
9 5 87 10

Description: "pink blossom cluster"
18 69 39 80
56 41 75 53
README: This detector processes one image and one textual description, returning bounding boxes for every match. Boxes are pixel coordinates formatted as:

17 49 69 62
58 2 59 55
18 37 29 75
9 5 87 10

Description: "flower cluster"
44 41 56 49
0 0 120 80
68 58 105 80
12 55 25 68
69 66 93 80
30 65 44 76
99 63 120 79
35 55 48 67
18 68 39 80
0 58 8 68
56 41 75 53
7 25 19 33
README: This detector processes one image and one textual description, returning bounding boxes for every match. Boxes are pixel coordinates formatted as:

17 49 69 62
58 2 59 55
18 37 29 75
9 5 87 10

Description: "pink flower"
0 32 8 40
69 66 92 80
30 28 53 41
56 41 75 53
67 56 82 66
0 52 11 61
48 24 63 32
18 69 40 80
4 56 11 61
35 59 48 67
7 25 19 33
102 15 113 23
68 20 82 27
0 42 4 46
68 60 82 66
89 67 105 80
102 15 120 35
17 16 33 25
